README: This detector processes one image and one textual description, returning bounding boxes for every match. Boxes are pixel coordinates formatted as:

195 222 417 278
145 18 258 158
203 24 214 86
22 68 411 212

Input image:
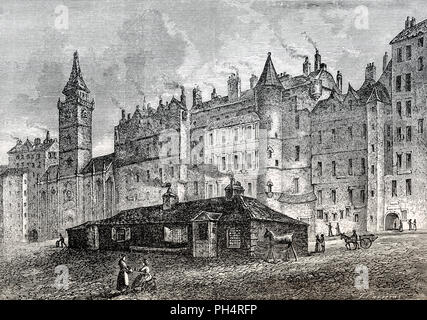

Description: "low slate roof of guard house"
67 195 308 230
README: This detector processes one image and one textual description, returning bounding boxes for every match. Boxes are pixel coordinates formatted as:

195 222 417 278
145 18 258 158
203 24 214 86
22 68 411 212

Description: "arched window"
267 148 273 159
267 181 273 193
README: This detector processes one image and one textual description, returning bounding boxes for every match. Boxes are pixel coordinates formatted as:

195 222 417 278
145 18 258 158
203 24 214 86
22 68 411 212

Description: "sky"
0 0 426 164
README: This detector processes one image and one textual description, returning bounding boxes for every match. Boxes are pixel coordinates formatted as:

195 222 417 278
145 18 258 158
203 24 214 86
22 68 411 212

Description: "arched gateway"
385 212 399 230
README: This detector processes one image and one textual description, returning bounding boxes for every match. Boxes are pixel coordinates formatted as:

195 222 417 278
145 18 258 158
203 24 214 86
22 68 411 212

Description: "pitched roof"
68 195 307 230
390 19 427 44
81 153 115 174
366 81 391 104
8 137 57 154
62 51 90 96
256 52 283 88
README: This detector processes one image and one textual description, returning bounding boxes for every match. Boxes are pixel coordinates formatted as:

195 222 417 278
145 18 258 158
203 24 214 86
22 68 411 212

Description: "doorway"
385 212 399 230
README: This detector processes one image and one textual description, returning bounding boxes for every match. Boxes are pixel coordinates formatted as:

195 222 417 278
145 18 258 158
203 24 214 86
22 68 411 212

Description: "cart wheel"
360 238 372 249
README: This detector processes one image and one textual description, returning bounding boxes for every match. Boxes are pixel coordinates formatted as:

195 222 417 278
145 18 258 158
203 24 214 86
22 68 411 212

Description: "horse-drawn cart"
340 233 378 250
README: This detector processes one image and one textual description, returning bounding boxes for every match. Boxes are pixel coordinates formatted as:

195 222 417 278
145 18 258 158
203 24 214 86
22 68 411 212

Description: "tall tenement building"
0 16 426 244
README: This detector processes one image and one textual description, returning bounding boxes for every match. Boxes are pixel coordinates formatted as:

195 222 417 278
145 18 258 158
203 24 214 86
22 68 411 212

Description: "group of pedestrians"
394 219 417 232
314 234 325 253
116 255 154 293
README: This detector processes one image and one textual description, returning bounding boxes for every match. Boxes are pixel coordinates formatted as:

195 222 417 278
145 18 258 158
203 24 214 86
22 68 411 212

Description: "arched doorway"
385 212 399 230
29 229 38 242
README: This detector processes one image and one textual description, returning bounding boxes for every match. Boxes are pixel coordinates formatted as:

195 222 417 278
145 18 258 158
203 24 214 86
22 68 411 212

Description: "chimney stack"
405 16 410 29
250 74 258 89
127 113 131 120
314 49 321 72
162 184 179 210
192 85 202 107
227 72 241 101
303 56 311 76
46 130 51 142
121 109 125 120
180 86 186 107
211 88 217 100
225 177 245 200
383 52 389 71
411 17 416 27
336 71 343 92
365 62 376 81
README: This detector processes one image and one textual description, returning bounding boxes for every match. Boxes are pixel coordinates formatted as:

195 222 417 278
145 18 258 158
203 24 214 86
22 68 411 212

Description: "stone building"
2 16 427 244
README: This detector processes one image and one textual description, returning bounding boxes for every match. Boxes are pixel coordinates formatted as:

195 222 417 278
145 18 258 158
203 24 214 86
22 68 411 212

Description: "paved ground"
0 230 425 300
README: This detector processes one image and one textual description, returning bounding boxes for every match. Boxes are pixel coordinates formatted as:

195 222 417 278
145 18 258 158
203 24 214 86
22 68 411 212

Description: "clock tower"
58 51 94 177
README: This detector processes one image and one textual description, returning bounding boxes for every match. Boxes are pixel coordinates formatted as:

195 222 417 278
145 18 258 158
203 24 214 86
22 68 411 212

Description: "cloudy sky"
0 0 425 163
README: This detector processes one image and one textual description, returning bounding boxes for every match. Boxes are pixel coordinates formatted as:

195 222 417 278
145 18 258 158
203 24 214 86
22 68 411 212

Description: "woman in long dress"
116 255 132 292
131 258 153 291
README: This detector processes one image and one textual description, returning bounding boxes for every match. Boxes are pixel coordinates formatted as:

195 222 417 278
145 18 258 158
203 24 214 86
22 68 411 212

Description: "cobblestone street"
0 231 425 300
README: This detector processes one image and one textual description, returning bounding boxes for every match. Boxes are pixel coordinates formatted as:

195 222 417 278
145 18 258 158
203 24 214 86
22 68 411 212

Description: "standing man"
413 219 417 231
320 234 325 253
336 223 341 236
328 222 333 237
408 219 412 231
399 220 404 232
117 255 132 292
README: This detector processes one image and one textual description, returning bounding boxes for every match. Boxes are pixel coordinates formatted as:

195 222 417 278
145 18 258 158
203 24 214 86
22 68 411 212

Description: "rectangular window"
293 178 299 194
208 184 213 198
295 146 300 161
361 158 366 175
227 227 241 248
209 133 213 145
222 157 226 171
193 181 199 195
245 126 252 140
371 165 374 174
317 190 322 205
397 47 403 62
348 189 353 204
317 162 323 176
397 127 402 141
361 190 366 203
419 57 424 71
348 159 353 175
331 189 336 204
159 168 163 182
248 183 252 196
418 119 424 133
246 153 252 169
295 115 300 129
348 126 353 140
317 210 324 219
406 179 412 196
164 226 188 243
397 153 402 169
318 131 322 144
234 154 239 170
405 73 412 91
387 125 391 137
332 128 336 142
406 153 412 169
418 37 424 47
406 100 412 117
362 124 367 139
396 101 402 117
392 180 397 197
396 75 402 92
332 161 336 176
406 126 412 142
406 45 412 60
387 141 391 151
371 144 375 152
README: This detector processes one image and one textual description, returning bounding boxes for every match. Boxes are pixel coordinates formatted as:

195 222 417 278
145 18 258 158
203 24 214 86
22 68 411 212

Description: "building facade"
1 16 426 244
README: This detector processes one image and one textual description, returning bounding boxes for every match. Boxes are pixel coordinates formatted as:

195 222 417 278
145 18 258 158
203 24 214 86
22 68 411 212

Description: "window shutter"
125 227 131 241
111 227 117 241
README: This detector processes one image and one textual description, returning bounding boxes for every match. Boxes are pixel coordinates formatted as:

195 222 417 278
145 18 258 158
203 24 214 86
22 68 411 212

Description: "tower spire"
256 52 283 88
62 50 90 97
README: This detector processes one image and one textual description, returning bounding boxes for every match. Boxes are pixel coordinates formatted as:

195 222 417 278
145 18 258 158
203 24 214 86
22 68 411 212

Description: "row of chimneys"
14 131 52 146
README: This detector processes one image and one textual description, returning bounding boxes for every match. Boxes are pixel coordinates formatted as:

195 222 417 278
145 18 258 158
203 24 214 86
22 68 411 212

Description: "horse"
263 228 298 262
340 233 359 250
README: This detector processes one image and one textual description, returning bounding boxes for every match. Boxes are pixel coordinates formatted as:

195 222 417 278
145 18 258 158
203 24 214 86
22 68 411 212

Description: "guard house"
68 180 309 259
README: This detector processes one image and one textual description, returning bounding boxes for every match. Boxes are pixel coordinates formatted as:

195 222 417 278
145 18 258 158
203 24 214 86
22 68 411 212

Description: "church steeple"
62 51 90 97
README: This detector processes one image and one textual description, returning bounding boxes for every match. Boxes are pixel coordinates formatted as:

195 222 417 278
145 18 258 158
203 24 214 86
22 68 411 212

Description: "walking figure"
319 234 325 253
399 220 403 232
56 233 67 248
408 219 412 231
315 234 320 253
394 220 397 230
413 219 417 231
116 255 132 292
328 222 333 237
336 223 341 235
